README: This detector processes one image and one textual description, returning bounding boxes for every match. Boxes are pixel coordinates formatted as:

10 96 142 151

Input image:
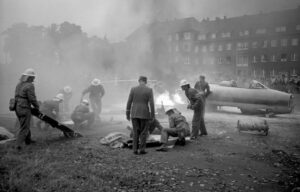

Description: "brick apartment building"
126 6 300 80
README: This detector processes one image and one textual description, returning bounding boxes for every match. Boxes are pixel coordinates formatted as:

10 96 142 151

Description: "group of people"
126 75 210 155
13 68 105 150
13 68 210 153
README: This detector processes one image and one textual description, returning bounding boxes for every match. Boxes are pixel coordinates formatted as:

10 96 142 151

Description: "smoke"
0 0 299 115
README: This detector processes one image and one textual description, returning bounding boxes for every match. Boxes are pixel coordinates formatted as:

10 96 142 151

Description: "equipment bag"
9 98 16 111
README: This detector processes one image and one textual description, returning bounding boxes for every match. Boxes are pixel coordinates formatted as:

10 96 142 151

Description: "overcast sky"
1 0 300 42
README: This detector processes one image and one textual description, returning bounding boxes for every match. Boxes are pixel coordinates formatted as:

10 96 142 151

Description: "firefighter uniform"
185 87 207 138
36 96 62 129
71 102 95 129
160 112 190 144
126 76 155 154
59 86 72 114
14 69 39 148
82 79 105 120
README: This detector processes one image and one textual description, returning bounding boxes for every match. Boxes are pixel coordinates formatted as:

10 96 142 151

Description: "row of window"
169 38 299 53
172 53 298 65
169 24 300 41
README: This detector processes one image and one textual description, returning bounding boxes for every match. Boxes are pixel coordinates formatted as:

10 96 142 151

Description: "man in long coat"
126 76 155 155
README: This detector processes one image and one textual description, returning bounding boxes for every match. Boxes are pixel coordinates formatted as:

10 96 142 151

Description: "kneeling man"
71 99 95 129
156 107 190 152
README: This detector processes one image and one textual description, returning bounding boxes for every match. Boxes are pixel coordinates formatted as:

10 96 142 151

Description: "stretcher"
31 108 82 138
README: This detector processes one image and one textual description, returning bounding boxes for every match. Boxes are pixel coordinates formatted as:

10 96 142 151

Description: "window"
291 38 299 46
217 57 223 65
275 26 286 32
280 53 287 62
263 40 268 48
253 56 257 63
168 35 172 41
198 34 206 40
297 25 300 31
195 45 199 53
184 32 191 40
175 33 179 40
209 44 214 51
291 53 297 61
226 43 232 50
237 55 249 66
237 42 248 50
221 32 231 38
271 40 277 47
271 55 276 62
256 28 266 34
202 45 207 52
281 39 288 47
261 54 267 62
184 56 190 65
252 41 258 48
218 45 223 51
239 30 249 36
211 33 216 39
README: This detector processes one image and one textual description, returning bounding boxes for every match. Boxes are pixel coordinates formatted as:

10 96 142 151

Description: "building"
126 6 300 81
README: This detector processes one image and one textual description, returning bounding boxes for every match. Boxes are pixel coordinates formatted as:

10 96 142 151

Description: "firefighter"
181 79 207 139
156 107 190 152
59 85 72 115
36 93 64 130
127 118 163 138
14 68 39 150
82 78 105 120
71 99 95 129
194 75 211 98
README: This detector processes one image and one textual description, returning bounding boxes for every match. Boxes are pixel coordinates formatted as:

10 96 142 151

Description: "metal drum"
237 119 269 136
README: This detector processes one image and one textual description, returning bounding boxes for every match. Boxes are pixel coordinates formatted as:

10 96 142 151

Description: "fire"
155 91 175 106
173 93 185 104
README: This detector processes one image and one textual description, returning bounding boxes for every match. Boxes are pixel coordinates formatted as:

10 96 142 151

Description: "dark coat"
15 82 39 116
194 81 210 97
185 88 204 110
126 84 155 119
82 85 105 99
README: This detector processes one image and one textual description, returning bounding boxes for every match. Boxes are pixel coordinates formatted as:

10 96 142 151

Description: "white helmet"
91 78 101 86
165 106 175 114
180 79 189 87
63 86 72 93
81 99 89 105
54 93 64 101
22 68 36 77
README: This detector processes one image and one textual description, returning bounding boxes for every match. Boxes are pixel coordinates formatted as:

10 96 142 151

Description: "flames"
155 91 185 106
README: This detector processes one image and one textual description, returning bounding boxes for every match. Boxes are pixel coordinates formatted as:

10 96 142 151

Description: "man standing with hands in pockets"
126 76 155 155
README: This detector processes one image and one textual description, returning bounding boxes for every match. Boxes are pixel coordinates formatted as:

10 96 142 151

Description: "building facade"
126 7 300 82
166 7 300 79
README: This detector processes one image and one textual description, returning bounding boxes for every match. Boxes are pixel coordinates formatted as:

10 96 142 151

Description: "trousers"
191 106 207 137
131 118 149 152
15 110 32 147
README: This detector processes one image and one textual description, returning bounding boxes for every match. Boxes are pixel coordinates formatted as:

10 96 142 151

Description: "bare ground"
0 107 300 192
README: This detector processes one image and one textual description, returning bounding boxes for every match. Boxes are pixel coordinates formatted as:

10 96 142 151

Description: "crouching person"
71 99 95 129
36 93 64 130
156 107 190 152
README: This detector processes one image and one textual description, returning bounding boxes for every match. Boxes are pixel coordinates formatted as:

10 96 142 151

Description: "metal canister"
237 119 269 136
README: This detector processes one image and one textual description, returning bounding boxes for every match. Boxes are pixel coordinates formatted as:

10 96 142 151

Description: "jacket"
194 81 210 97
82 85 105 98
168 113 189 131
126 84 155 119
71 104 90 121
40 100 60 118
185 88 204 110
15 82 39 115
